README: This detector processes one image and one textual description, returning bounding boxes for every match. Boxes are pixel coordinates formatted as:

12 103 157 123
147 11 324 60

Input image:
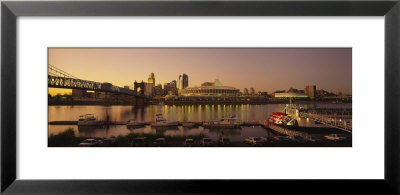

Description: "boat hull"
150 122 179 127
77 121 105 126
203 124 241 129
126 123 147 127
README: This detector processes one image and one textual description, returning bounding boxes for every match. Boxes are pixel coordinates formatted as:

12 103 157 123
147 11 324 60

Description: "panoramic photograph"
48 48 352 147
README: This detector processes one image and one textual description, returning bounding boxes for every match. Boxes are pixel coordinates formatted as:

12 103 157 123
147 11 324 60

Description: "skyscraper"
305 85 316 99
170 80 177 88
178 73 188 89
250 88 255 96
148 72 155 87
243 88 249 96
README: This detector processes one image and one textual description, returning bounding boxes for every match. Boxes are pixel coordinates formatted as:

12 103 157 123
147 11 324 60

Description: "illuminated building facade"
274 92 308 98
305 85 317 99
148 72 155 87
178 73 189 89
179 79 239 97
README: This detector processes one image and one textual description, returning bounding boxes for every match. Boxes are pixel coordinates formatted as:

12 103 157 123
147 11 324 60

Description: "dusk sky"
48 48 352 95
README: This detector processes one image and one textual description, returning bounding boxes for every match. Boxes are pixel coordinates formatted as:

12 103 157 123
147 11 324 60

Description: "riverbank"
49 128 351 147
48 99 351 106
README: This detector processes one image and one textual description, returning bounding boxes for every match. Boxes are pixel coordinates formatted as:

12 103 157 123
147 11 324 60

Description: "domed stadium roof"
214 79 222 87
180 79 239 97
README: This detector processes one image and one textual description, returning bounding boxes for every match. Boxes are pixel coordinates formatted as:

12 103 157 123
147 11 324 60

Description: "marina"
48 103 352 147
49 119 350 137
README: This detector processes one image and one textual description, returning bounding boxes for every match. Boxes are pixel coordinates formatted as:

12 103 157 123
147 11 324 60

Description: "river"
48 103 351 142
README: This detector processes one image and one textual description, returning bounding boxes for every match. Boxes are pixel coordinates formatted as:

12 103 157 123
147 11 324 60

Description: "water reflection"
49 103 351 140
77 125 111 138
126 125 146 130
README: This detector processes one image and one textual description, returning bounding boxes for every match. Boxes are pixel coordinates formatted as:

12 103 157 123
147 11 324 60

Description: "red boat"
268 112 298 126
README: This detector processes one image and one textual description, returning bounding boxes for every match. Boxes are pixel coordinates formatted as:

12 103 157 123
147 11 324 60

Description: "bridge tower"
134 81 145 95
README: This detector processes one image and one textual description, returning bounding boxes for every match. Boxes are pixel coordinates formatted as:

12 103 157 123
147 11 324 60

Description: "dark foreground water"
48 103 351 142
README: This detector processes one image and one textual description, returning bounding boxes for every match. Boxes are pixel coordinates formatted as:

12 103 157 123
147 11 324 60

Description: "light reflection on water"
48 103 351 140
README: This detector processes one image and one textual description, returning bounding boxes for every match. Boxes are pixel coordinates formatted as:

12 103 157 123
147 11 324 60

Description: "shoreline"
48 100 351 106
48 129 352 147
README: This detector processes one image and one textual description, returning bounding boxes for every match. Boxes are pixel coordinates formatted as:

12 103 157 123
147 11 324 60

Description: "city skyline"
48 48 352 95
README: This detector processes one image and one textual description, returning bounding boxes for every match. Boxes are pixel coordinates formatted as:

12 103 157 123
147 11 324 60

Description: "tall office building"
170 80 177 88
178 73 189 89
148 72 155 87
243 88 249 96
250 88 255 96
154 84 163 97
305 85 317 99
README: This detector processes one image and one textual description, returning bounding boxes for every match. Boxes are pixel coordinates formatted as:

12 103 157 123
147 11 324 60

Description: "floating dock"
48 120 349 137
48 121 139 125
48 121 78 125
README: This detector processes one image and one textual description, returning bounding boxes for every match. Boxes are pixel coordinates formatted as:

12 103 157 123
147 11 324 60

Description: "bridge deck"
48 75 150 99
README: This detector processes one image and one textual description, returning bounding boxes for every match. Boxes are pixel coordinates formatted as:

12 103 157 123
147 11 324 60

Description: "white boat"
77 114 104 126
203 116 241 129
150 114 179 127
126 119 147 127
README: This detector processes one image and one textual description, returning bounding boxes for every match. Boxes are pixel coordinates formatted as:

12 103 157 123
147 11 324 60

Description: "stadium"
179 79 240 97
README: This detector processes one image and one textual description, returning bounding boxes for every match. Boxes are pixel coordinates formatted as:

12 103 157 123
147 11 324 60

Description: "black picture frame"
1 0 399 194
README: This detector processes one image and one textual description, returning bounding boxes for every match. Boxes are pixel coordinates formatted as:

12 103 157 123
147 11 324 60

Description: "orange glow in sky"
48 48 352 95
48 88 72 96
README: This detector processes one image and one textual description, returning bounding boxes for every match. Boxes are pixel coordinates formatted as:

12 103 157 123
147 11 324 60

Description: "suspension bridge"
48 64 150 100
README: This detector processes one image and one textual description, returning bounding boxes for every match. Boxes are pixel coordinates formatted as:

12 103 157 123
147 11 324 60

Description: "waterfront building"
287 87 303 93
316 89 337 98
250 88 255 96
274 92 308 98
165 79 268 104
90 91 107 99
178 73 189 89
72 89 88 97
72 89 107 100
305 85 316 99
258 91 269 97
179 79 240 97
274 87 307 98
148 72 155 87
243 88 249 96
134 80 154 97
170 80 177 88
143 83 154 97
164 81 178 96
154 84 164 97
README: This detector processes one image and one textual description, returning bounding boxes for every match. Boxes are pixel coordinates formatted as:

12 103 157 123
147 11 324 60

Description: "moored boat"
181 122 200 128
203 116 241 129
77 114 105 126
126 119 147 127
150 114 179 127
268 112 298 126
